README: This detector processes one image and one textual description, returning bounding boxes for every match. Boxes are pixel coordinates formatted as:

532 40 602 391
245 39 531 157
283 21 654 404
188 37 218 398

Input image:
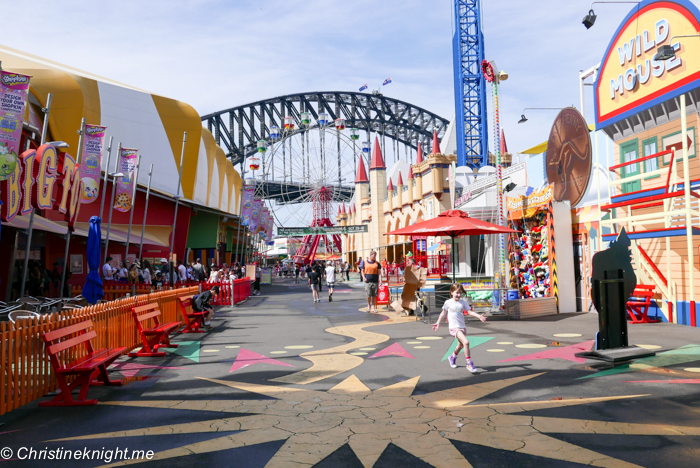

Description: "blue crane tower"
452 0 488 169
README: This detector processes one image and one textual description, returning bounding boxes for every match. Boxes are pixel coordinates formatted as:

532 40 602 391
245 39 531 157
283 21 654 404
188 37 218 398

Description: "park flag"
250 197 262 232
241 184 254 226
113 148 138 212
0 71 31 181
80 125 107 204
382 78 392 85
359 84 368 92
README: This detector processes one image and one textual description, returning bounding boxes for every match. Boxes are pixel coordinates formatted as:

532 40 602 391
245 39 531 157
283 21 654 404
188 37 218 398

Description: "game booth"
506 184 576 317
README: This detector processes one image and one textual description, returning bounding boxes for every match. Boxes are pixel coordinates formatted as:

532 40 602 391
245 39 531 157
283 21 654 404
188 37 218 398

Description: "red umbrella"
385 210 518 282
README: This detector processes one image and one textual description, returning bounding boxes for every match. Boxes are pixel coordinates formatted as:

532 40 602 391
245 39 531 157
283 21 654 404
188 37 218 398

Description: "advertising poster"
114 148 138 212
250 197 261 232
241 185 254 226
80 125 107 203
0 71 31 181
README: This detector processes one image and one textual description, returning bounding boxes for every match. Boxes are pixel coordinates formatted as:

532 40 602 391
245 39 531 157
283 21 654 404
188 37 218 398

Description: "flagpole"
99 136 114 221
103 143 122 266
59 117 86 299
124 154 142 266
20 93 52 297
138 164 154 260
169 131 187 286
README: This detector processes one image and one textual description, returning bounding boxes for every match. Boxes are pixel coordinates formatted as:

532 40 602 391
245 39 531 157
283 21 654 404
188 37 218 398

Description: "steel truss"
453 0 489 169
201 91 450 167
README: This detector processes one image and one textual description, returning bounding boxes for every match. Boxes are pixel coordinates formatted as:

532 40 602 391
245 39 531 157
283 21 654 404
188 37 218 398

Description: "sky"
0 0 658 158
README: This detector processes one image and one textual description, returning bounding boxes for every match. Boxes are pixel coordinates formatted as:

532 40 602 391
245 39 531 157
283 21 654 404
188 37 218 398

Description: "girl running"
432 283 486 373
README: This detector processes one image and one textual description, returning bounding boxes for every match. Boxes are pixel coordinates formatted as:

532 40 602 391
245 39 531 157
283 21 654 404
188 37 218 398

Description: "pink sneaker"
448 354 457 369
466 359 478 374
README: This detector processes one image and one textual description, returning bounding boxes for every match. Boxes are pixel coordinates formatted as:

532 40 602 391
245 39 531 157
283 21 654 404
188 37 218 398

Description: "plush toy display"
508 210 551 300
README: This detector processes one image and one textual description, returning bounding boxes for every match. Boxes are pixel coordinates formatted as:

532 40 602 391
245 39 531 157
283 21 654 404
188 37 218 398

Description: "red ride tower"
292 186 342 265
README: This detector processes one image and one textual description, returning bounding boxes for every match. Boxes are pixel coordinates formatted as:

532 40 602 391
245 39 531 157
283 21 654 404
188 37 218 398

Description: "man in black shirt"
309 267 320 303
193 285 219 329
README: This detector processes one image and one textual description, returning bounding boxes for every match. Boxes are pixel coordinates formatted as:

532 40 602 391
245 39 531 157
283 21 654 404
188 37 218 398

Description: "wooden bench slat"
47 330 97 356
143 322 180 334
133 304 160 315
65 348 127 373
136 311 162 322
43 320 94 342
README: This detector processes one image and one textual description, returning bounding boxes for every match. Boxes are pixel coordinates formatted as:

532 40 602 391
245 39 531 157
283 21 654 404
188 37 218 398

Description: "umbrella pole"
452 236 456 283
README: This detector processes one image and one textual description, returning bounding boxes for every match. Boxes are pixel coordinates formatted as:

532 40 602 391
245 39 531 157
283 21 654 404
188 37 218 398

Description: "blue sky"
2 0 662 155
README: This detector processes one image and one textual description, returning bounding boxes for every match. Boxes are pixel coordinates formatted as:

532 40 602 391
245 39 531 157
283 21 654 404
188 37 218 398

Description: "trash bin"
507 290 519 301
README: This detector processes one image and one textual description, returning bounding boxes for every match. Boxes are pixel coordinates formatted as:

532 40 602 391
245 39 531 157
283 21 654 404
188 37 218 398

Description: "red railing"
200 278 251 305
414 255 450 276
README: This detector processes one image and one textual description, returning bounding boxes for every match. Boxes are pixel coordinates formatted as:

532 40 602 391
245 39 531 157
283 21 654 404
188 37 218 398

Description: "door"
573 239 583 312
620 140 641 194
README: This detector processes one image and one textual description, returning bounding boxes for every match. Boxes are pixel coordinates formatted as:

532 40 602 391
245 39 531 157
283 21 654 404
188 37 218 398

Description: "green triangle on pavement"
166 341 201 363
577 344 700 379
441 336 495 361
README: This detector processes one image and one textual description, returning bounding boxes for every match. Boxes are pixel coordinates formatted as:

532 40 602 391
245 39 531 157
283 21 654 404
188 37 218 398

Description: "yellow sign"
595 0 700 129
507 184 553 219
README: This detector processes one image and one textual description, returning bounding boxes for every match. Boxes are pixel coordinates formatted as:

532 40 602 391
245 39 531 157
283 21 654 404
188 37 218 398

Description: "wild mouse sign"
1 143 82 225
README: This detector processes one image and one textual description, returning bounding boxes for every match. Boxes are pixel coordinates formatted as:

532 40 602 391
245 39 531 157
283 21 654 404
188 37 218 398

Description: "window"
620 139 640 193
469 235 485 275
643 137 658 173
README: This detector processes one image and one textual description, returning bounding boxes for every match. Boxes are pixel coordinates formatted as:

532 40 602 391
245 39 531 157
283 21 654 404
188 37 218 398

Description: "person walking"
253 263 261 295
177 260 187 283
294 263 300 283
324 261 336 302
361 251 382 313
142 260 154 285
193 258 206 282
432 283 487 373
344 261 351 281
314 262 323 293
309 265 320 303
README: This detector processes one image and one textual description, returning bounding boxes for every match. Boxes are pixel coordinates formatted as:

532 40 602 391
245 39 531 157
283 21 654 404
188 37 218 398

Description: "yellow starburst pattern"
52 373 700 468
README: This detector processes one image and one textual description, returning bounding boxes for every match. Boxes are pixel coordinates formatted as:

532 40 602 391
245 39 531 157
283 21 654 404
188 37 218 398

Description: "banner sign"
507 184 554 219
2 144 81 224
278 225 368 236
595 0 700 129
113 148 137 212
241 184 254 226
80 124 107 204
250 197 261 232
0 71 31 181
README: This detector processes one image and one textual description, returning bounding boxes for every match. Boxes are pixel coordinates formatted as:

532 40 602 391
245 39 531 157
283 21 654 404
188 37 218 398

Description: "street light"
518 108 565 124
582 2 639 29
653 35 699 61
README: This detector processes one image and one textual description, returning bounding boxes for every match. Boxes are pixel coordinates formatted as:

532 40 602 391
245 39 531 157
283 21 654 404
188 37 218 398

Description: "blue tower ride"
452 0 488 169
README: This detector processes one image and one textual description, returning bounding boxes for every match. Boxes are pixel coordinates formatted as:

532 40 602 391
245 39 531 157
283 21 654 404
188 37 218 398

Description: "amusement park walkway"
2 277 700 467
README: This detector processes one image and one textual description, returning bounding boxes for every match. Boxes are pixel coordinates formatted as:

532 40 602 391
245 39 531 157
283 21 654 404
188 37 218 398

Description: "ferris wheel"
245 113 372 230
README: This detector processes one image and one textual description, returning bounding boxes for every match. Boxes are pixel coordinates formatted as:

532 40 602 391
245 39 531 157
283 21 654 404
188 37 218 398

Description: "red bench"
177 295 207 334
40 320 126 407
627 285 661 324
128 303 180 357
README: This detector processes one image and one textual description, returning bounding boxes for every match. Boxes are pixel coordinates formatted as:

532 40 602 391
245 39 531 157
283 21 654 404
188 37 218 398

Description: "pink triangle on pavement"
368 342 415 359
623 379 700 384
229 348 296 373
498 340 595 364
109 363 184 379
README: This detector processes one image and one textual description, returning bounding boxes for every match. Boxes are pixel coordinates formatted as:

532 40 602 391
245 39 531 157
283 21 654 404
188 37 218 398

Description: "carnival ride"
202 92 450 263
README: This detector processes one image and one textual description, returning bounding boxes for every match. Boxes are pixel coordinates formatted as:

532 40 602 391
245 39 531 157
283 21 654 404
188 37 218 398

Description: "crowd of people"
101 257 252 290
